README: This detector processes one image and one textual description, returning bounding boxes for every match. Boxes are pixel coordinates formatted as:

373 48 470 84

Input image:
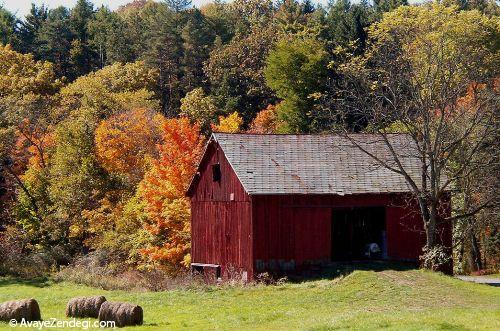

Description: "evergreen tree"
88 7 135 67
16 4 48 56
37 7 75 79
326 0 373 53
181 9 215 91
0 6 17 46
141 3 184 115
70 0 98 77
373 0 408 16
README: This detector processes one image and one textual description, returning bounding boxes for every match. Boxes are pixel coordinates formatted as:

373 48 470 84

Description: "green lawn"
0 268 499 330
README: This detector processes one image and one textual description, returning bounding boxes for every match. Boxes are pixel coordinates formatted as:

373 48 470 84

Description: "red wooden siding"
190 142 253 279
252 194 442 273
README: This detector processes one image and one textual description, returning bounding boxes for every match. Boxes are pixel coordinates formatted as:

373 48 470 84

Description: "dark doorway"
331 207 386 261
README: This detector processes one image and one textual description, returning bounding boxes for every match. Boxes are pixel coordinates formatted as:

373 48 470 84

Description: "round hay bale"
0 299 41 322
66 296 106 318
98 301 143 327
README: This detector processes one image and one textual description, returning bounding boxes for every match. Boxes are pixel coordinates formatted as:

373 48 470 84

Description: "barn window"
212 163 221 182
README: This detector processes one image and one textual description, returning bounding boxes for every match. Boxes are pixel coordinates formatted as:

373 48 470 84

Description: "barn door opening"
331 207 386 261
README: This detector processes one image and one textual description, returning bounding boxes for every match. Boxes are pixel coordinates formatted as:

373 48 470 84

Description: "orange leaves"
144 117 204 199
211 111 243 133
95 108 165 183
248 104 281 134
14 118 54 173
139 118 204 269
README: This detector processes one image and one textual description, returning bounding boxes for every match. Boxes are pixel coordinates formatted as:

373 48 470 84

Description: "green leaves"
264 34 328 132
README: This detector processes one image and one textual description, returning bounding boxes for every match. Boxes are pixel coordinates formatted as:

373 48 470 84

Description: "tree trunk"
469 232 483 271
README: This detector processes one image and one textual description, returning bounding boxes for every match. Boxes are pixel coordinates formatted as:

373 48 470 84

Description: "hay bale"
0 299 41 322
66 296 106 318
98 301 143 327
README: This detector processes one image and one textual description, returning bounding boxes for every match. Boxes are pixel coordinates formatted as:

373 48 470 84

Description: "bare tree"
327 4 499 269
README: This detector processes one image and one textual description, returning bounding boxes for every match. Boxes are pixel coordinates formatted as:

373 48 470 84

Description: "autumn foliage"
139 118 204 269
211 111 243 133
248 104 281 134
95 108 165 182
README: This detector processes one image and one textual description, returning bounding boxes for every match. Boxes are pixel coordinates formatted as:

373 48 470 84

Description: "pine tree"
326 0 373 53
37 7 75 79
181 9 215 91
16 4 48 56
88 7 135 67
69 0 98 77
0 6 17 46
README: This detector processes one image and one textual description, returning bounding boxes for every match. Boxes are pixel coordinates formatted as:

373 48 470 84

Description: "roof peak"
212 132 408 137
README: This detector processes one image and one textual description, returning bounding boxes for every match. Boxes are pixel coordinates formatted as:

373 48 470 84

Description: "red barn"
187 133 451 280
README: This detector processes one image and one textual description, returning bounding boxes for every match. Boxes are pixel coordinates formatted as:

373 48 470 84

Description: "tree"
200 0 235 43
333 4 499 270
0 6 18 46
228 0 275 35
88 6 135 66
44 61 160 249
265 33 328 132
205 25 278 122
140 2 184 115
0 46 61 232
326 0 373 54
212 111 243 133
275 0 306 33
449 82 499 273
179 87 218 133
140 118 204 271
0 44 61 97
165 0 192 12
60 61 159 119
248 104 281 133
37 6 75 79
373 0 408 16
95 108 164 184
180 9 215 92
69 0 98 77
16 4 48 57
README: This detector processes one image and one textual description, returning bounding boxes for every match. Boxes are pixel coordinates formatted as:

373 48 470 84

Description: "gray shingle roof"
212 133 421 195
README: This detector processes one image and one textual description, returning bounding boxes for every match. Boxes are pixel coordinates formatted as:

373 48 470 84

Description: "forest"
0 0 498 284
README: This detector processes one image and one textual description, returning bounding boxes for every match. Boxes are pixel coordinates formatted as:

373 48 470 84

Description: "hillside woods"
0 0 499 281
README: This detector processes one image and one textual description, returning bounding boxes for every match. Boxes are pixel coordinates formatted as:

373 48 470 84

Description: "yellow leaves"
0 44 62 97
212 111 244 133
61 61 160 118
367 3 499 98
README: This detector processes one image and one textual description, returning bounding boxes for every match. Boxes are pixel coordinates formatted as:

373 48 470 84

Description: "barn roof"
191 133 423 196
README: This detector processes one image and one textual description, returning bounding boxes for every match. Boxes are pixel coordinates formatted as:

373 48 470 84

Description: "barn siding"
190 142 253 279
252 194 442 274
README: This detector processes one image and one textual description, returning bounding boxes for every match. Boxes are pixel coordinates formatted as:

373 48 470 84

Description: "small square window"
212 164 221 182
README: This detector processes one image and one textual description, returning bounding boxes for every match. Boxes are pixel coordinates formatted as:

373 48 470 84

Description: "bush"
420 245 452 272
55 252 205 291
0 227 70 278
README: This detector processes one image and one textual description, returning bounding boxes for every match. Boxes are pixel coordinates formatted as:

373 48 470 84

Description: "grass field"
1 267 499 330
